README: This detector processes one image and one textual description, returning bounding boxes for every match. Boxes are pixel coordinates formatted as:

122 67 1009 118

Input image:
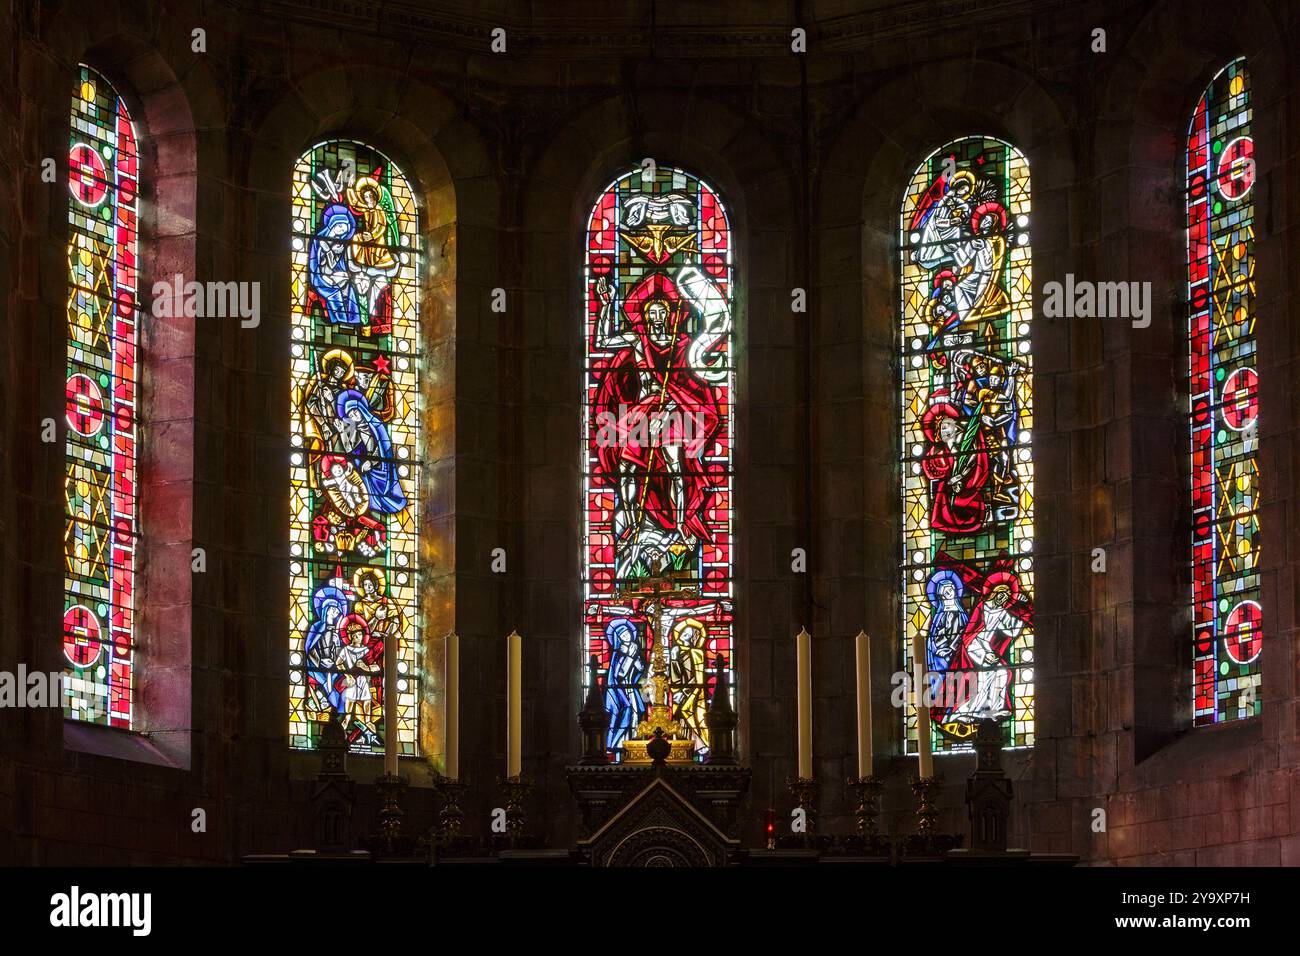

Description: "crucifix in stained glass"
582 165 736 763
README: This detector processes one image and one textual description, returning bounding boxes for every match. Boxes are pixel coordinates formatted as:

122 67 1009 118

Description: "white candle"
446 632 459 780
912 638 933 778
507 630 522 778
384 623 400 776
796 627 813 779
855 630 873 778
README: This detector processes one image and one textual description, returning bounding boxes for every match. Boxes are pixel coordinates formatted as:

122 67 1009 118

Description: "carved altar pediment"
576 774 741 867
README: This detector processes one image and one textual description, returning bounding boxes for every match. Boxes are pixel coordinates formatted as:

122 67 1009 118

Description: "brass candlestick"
786 776 820 842
498 774 532 845
848 775 883 840
432 774 466 841
373 772 408 854
912 773 944 842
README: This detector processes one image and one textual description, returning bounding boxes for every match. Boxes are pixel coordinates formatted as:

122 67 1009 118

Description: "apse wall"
0 0 1295 865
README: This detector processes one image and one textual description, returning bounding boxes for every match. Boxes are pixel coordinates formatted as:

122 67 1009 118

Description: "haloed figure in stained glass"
669 618 710 745
925 569 968 673
336 613 382 743
597 597 731 757
583 167 736 763
920 398 989 535
309 204 362 326
592 267 727 578
336 384 407 515
304 348 404 557
290 140 421 755
603 618 645 753
305 584 349 713
306 163 400 333
301 569 403 750
941 569 1027 723
355 568 406 647
346 174 400 330
901 137 1036 752
915 172 1012 341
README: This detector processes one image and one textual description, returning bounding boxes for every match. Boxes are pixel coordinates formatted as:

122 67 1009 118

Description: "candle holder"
847 775 883 841
498 774 532 846
785 776 820 844
911 773 944 844
431 774 466 842
372 772 410 856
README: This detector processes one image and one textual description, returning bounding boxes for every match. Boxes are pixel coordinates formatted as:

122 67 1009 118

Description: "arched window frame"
288 139 423 756
581 164 736 763
899 135 1036 755
1186 57 1262 726
57 54 199 768
63 64 142 729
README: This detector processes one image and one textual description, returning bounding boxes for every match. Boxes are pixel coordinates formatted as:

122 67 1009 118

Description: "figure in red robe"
920 397 990 534
591 271 726 576
941 570 1028 725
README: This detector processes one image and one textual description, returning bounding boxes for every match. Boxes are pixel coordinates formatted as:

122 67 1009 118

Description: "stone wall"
1 0 1296 864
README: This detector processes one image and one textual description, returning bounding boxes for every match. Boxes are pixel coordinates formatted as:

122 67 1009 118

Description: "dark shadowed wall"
0 0 1296 864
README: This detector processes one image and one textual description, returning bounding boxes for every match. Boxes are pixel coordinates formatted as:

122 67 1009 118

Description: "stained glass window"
1188 59 1261 725
900 136 1035 753
582 166 735 763
64 65 140 727
288 140 421 754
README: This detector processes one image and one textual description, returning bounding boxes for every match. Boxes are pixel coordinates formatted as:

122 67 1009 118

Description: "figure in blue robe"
604 618 645 754
335 388 407 514
305 585 350 712
926 569 968 674
309 204 362 326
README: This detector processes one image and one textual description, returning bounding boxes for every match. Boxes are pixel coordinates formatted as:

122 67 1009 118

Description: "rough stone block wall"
0 0 1296 864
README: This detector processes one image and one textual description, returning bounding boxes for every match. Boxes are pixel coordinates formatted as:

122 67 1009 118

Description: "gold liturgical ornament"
617 569 699 764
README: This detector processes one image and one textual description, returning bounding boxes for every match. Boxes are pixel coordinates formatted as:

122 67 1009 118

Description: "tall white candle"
446 632 459 780
384 623 399 776
912 638 934 778
507 630 522 778
796 627 813 779
855 630 873 778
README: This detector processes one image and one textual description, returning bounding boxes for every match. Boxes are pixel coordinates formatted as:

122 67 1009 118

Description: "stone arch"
13 17 207 768
810 56 1071 847
244 63 482 769
1092 0 1290 779
605 825 714 867
520 88 795 820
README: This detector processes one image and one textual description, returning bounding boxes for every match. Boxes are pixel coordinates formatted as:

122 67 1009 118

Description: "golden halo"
948 170 976 192
670 617 707 644
352 565 387 593
320 347 355 377
347 175 382 209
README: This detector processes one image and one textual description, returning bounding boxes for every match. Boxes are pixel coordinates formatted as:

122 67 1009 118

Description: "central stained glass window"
582 166 735 763
288 140 421 755
899 136 1036 753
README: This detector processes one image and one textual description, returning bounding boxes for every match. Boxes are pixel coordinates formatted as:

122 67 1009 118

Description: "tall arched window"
289 140 421 754
1187 58 1261 725
582 166 734 763
900 136 1035 753
64 65 140 726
